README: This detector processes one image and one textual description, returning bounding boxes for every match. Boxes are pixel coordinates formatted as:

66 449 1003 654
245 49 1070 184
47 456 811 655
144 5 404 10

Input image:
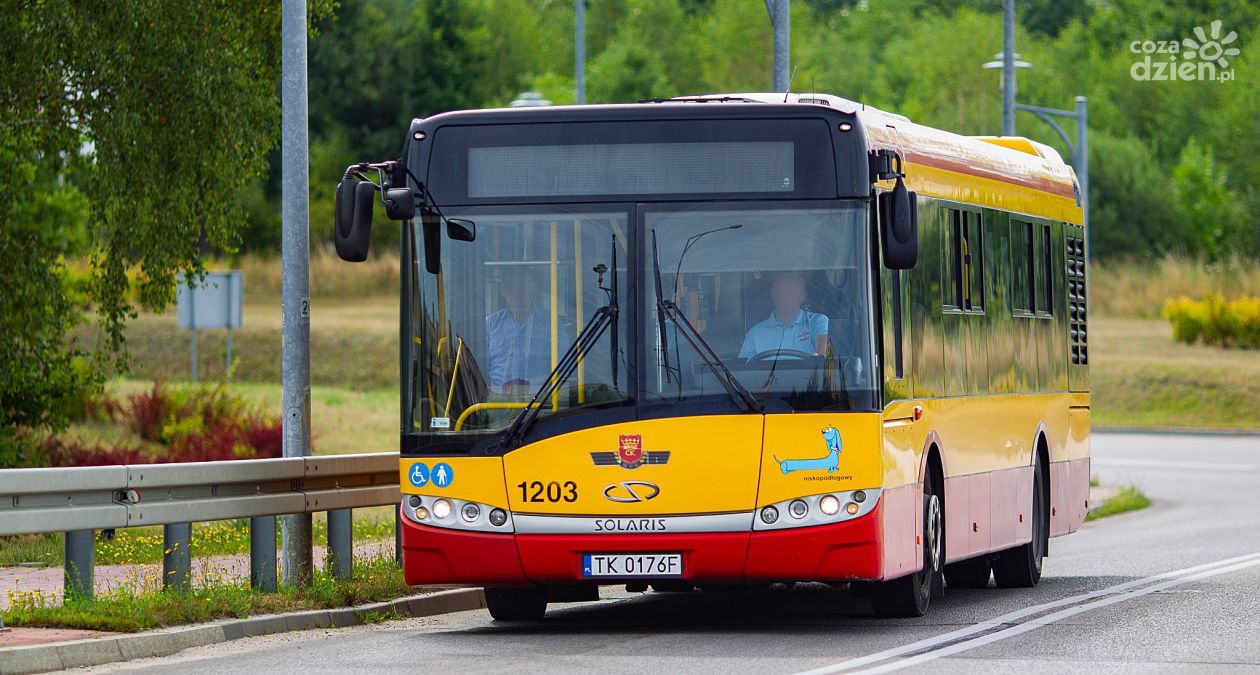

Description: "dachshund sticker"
775 426 842 475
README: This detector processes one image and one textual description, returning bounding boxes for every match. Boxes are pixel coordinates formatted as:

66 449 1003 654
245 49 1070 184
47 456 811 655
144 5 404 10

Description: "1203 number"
517 480 578 503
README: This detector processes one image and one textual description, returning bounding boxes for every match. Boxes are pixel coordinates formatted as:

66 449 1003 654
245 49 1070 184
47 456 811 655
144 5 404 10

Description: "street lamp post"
766 0 790 92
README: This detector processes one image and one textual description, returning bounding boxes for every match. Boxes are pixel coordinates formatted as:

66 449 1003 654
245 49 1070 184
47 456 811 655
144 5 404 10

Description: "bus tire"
993 451 1047 588
484 587 548 621
944 557 992 588
870 466 942 617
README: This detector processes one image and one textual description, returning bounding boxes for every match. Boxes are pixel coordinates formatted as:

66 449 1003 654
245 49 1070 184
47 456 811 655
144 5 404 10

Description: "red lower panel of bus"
402 503 884 586
745 503 883 581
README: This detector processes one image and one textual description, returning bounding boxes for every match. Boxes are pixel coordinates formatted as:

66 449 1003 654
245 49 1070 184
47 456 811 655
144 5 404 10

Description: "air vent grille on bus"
1067 235 1088 365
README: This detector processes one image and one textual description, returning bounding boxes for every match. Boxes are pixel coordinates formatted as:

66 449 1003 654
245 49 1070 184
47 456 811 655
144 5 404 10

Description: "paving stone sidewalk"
0 540 393 611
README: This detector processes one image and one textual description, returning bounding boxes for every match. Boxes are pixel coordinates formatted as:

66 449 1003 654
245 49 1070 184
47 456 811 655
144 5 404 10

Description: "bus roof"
670 93 1083 225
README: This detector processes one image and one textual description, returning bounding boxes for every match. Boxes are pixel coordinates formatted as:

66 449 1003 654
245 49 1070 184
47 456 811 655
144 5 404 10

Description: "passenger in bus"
485 266 567 397
738 271 829 360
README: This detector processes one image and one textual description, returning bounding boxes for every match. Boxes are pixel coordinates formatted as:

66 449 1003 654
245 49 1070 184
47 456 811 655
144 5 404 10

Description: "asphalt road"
81 432 1260 674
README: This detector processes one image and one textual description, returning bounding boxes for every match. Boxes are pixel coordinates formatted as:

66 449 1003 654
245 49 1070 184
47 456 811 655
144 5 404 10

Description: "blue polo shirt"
739 309 829 359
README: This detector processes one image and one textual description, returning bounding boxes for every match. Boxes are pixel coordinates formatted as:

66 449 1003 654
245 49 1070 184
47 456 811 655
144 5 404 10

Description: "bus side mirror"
334 178 377 262
879 178 918 269
447 218 476 242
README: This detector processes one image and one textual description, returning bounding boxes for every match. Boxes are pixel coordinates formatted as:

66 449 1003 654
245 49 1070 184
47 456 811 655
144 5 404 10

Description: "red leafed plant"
41 381 285 467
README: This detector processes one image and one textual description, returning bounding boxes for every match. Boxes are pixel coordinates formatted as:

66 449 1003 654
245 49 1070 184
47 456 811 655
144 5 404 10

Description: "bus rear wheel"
944 557 992 588
484 587 548 621
993 453 1047 588
870 469 943 617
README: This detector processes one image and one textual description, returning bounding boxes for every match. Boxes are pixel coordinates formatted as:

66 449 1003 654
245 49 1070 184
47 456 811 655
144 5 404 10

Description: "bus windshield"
407 201 875 441
644 203 874 409
409 208 632 436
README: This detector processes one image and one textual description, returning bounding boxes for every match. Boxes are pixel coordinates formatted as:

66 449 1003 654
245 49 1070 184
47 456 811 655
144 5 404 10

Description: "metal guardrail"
0 453 401 600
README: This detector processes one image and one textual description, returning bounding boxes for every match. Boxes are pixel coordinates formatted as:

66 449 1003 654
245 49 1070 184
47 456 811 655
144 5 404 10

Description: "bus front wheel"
484 587 548 621
870 469 943 617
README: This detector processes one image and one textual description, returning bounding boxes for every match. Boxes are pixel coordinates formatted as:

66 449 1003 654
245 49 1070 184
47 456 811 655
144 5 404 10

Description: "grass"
1 555 413 632
1086 485 1152 521
1091 256 1260 319
0 514 397 568
1090 316 1260 429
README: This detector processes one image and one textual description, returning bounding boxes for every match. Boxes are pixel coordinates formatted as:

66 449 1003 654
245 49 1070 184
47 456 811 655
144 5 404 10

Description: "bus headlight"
753 490 880 531
789 499 809 519
760 506 780 524
401 496 513 532
819 495 841 516
845 502 860 515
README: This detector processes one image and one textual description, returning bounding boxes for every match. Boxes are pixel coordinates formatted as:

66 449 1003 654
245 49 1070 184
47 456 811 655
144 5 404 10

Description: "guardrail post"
250 516 277 591
394 504 402 564
64 530 94 601
327 509 352 580
163 523 192 591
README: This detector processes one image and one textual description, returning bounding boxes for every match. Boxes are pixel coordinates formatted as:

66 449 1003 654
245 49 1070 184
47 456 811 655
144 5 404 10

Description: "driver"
738 271 829 359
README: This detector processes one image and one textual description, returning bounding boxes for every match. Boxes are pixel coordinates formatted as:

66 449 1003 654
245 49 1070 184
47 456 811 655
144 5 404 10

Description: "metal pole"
394 504 403 564
1075 96 1089 232
163 523 191 591
1002 0 1016 135
327 509 353 580
281 0 313 588
1075 96 1090 313
63 530 94 601
575 0 585 104
250 515 277 591
190 328 198 384
768 0 790 92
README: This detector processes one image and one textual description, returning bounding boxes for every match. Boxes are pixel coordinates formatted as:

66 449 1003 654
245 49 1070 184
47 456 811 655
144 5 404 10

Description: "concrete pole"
769 0 791 93
1002 0 1016 135
280 0 313 588
575 0 585 104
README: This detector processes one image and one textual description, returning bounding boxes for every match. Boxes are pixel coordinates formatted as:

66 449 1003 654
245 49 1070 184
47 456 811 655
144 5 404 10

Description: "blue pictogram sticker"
432 462 454 488
408 462 430 487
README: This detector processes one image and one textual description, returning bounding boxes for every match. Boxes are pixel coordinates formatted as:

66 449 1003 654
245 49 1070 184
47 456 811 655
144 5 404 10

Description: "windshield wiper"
501 244 620 449
651 234 762 413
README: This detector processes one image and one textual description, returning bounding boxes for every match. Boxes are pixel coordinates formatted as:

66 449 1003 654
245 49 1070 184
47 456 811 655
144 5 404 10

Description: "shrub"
1163 294 1260 349
32 381 285 467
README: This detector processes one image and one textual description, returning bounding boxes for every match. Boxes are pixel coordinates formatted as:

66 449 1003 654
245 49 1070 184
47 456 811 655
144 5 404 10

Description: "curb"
0 588 485 674
1094 427 1260 437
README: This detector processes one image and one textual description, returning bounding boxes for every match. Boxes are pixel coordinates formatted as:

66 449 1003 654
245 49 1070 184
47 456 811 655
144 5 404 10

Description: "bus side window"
966 212 984 313
942 209 964 311
1010 219 1034 315
1039 223 1053 315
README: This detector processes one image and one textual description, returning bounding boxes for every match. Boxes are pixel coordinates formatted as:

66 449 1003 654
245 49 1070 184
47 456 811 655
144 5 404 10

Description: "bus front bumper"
401 502 884 586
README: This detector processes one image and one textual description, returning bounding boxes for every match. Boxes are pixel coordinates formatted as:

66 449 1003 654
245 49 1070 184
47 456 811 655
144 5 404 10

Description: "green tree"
0 1 329 451
1171 138 1250 260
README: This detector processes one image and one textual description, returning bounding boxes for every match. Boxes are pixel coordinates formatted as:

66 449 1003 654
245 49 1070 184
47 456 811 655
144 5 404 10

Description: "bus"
333 92 1090 620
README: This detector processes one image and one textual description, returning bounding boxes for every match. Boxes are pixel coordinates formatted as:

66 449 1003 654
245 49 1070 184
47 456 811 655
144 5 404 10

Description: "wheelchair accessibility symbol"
408 463 430 487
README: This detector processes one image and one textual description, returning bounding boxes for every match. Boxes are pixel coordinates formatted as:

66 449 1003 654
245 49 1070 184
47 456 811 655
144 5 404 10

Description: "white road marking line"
795 551 1260 675
855 555 1260 673
1093 458 1259 472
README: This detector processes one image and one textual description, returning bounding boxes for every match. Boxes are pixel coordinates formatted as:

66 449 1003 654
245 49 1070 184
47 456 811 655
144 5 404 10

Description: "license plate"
582 553 682 579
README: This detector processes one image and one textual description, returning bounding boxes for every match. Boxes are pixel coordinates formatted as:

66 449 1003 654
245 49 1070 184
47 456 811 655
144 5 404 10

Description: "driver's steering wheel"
747 348 817 362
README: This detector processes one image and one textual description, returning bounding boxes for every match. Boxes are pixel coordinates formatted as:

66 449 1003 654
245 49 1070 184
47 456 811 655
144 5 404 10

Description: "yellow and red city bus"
333 92 1089 620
